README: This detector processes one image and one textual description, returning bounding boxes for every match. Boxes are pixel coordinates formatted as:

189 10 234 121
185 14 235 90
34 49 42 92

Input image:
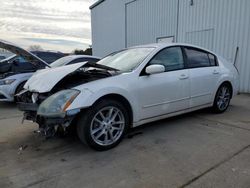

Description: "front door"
137 46 190 120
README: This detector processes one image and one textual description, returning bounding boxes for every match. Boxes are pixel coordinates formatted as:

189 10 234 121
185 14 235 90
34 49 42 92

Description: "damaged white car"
18 43 239 150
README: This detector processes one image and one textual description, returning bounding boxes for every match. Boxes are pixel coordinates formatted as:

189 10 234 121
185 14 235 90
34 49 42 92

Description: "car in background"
50 55 100 68
31 51 65 64
18 43 239 151
0 55 6 61
0 51 65 65
0 40 64 102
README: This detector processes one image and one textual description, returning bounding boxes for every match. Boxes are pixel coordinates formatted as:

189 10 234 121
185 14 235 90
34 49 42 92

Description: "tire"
14 82 26 102
212 83 232 113
77 99 129 151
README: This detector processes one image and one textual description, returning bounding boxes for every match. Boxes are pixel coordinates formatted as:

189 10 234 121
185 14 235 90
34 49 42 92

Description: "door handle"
213 70 219 74
179 74 189 80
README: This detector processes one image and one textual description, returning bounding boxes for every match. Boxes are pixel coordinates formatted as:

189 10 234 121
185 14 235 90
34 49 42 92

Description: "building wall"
178 0 250 93
91 0 250 92
91 0 125 57
125 0 178 47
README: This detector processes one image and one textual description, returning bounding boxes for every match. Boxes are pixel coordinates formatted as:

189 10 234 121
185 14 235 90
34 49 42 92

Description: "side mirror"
145 64 165 75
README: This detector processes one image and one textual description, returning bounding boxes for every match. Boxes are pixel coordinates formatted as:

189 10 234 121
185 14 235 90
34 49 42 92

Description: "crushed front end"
16 61 117 137
17 89 81 138
17 90 49 122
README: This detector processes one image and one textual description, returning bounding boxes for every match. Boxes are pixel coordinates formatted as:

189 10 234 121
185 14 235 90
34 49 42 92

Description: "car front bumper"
18 102 39 122
35 114 77 138
18 101 79 127
18 101 79 137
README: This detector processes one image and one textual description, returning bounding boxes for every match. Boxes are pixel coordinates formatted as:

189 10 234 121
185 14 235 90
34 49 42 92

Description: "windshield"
97 47 155 72
50 56 76 68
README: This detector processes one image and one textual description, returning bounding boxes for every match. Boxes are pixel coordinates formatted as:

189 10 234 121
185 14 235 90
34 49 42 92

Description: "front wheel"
77 99 129 151
212 83 232 113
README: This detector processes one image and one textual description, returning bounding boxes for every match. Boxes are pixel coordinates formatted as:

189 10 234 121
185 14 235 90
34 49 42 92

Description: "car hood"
0 40 49 67
24 62 88 93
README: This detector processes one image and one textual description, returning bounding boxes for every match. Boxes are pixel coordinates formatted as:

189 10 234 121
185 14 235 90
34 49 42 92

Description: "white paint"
145 64 165 74
0 73 33 101
24 62 87 93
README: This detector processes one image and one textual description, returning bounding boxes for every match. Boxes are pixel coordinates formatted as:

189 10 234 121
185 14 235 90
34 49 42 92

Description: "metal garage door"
185 29 214 50
177 0 250 92
125 0 178 47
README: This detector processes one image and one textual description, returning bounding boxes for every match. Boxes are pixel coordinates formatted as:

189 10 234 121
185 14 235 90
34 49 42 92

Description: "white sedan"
49 55 100 68
20 43 239 150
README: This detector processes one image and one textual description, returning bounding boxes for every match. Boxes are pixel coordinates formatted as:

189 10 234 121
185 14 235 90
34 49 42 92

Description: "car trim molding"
143 96 190 108
191 92 211 98
143 92 211 109
135 103 212 127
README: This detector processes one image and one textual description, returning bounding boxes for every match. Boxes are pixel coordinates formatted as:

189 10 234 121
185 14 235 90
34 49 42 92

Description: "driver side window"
149 47 184 71
14 56 27 64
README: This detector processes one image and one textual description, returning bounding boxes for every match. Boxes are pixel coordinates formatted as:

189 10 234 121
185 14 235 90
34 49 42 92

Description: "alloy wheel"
90 106 125 146
216 86 231 111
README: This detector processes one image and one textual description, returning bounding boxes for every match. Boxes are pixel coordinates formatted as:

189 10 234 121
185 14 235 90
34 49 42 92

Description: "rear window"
33 52 64 64
184 48 210 68
208 53 217 66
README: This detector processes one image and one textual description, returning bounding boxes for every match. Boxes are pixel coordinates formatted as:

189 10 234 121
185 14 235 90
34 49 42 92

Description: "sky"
0 0 97 53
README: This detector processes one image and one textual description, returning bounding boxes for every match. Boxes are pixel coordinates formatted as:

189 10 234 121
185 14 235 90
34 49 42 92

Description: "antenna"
233 46 239 73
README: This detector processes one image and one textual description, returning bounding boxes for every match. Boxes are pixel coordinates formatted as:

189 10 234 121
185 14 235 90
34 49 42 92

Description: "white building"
90 0 250 93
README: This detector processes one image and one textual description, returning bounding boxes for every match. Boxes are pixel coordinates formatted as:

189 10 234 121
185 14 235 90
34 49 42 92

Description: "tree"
73 49 85 55
28 45 43 51
83 47 92 55
73 47 92 55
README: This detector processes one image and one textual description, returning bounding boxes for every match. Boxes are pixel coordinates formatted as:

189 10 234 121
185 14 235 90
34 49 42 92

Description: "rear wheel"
77 99 129 151
212 83 232 113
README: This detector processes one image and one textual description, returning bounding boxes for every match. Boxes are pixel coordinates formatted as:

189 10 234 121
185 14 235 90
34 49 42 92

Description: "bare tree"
28 45 43 51
73 47 92 55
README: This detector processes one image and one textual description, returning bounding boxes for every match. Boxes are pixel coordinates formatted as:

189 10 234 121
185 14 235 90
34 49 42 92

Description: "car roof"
130 43 216 55
65 55 100 60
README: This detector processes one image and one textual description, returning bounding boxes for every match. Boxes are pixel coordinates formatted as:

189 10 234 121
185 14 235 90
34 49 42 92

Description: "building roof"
89 0 105 9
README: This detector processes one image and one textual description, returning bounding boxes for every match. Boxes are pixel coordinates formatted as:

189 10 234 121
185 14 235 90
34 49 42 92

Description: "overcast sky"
0 0 97 52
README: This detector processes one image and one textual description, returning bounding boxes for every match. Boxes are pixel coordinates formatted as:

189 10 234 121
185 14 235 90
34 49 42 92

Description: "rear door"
184 47 220 107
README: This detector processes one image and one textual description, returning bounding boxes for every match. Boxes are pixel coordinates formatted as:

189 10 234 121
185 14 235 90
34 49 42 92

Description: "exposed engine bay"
17 62 119 137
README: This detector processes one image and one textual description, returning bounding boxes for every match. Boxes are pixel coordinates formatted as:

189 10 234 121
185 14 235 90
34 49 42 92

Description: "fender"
67 75 141 122
211 73 235 102
5 73 33 95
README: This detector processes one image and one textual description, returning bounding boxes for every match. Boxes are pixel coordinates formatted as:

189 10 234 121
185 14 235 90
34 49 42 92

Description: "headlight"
37 89 80 117
0 79 16 85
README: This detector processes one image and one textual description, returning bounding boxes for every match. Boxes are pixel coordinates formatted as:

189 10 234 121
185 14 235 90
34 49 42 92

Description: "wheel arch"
92 93 134 127
218 81 233 98
15 80 27 94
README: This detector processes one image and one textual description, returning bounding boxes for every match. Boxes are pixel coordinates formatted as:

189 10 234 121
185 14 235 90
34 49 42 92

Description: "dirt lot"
0 94 250 188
